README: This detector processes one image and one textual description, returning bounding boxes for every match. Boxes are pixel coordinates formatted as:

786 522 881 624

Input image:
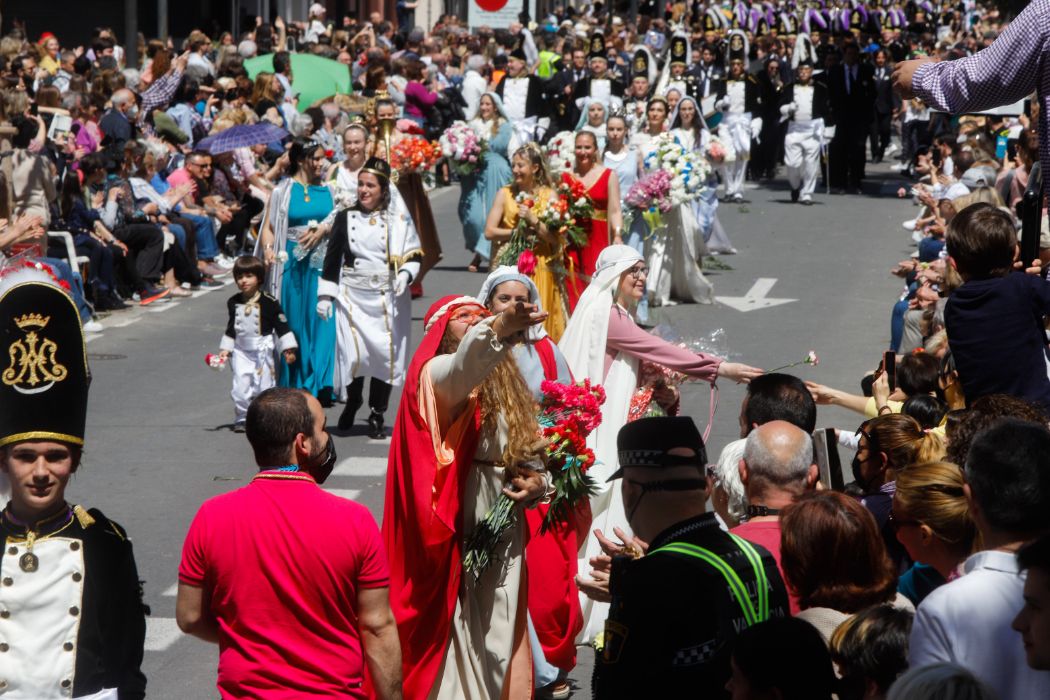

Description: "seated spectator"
909 419 1050 699
6 114 56 227
99 88 138 156
733 420 819 614
831 605 913 700
944 202 1050 411
1013 534 1050 672
780 491 910 646
887 663 998 700
726 618 837 700
807 352 942 419
81 151 170 304
893 461 977 606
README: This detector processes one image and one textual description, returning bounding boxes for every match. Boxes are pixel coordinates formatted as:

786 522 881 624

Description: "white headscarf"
559 244 643 644
477 266 547 340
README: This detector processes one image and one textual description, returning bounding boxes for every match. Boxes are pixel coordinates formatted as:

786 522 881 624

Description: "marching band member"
780 37 832 206
715 30 763 203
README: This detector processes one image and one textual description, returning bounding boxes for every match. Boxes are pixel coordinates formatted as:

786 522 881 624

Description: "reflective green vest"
537 50 560 79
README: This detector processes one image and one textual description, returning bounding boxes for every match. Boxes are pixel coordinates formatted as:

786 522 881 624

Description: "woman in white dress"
603 113 649 323
670 96 737 255
326 122 369 203
629 97 667 156
558 244 762 643
317 157 422 438
646 98 714 307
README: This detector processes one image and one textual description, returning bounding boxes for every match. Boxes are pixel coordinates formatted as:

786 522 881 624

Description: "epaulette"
85 507 128 541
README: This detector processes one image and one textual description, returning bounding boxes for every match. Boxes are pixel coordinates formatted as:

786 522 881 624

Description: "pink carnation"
517 249 538 275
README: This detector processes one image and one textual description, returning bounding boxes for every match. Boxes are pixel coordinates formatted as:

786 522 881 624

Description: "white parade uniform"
319 206 422 391
220 292 298 424
782 83 825 202
718 80 754 200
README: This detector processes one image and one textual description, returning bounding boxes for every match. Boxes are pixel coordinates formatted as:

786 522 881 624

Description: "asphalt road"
68 164 912 698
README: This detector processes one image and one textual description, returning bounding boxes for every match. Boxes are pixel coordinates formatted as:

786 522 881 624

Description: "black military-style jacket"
594 512 788 699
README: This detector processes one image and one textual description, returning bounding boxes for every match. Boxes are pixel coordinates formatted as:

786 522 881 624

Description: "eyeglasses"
628 266 649 279
450 308 489 324
888 511 922 531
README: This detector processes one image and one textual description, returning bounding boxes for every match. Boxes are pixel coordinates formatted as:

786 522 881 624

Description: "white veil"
558 244 643 644
477 265 547 341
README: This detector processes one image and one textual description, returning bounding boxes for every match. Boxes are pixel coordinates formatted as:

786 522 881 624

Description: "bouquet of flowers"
628 360 691 422
390 136 443 176
440 121 488 175
537 379 605 532
463 380 606 579
495 191 556 270
545 131 576 176
642 133 712 205
555 176 594 249
625 169 674 233
706 136 727 163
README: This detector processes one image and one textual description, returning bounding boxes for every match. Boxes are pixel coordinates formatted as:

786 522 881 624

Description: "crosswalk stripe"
332 457 387 477
145 617 182 652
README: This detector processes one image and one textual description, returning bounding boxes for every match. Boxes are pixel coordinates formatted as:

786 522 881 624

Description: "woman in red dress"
563 131 623 308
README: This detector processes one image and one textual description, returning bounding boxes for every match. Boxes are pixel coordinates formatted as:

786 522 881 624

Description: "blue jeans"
178 211 219 259
42 257 92 322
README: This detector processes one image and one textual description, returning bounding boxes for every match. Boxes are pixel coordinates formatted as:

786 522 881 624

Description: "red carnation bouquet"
390 136 443 176
463 379 606 579
537 379 605 532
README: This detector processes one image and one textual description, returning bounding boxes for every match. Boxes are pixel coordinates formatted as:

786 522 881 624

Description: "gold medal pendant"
18 551 38 573
369 216 378 226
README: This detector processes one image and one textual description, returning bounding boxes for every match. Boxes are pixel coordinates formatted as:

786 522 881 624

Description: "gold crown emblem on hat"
14 313 49 330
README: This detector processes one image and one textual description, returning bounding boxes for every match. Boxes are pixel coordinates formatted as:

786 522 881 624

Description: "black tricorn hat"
361 156 391 182
669 34 689 67
631 48 650 79
588 31 606 60
0 265 90 448
509 46 528 62
608 416 707 481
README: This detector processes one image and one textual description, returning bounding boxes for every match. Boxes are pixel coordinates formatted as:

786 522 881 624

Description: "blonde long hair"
512 143 554 192
441 327 542 467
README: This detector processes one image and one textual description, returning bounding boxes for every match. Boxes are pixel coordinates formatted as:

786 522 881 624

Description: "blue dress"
460 120 514 262
279 182 337 398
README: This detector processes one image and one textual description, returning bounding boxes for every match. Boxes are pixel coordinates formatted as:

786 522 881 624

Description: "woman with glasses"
257 138 337 405
852 414 946 571
317 157 421 438
892 461 977 605
559 244 763 642
382 295 550 700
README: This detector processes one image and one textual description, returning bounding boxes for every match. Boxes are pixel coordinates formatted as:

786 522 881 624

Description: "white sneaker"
215 255 236 269
886 143 900 157
912 231 924 244
902 218 917 231
83 319 103 333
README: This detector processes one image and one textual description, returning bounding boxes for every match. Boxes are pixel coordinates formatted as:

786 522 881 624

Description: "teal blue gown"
279 181 336 398
459 121 513 262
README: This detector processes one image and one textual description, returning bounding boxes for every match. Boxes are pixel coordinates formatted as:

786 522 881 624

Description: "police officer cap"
609 416 707 481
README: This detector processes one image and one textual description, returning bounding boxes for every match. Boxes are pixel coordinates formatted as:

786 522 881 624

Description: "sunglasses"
888 511 922 531
450 308 489 324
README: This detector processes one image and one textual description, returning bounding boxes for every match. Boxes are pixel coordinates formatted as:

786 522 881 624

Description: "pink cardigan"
604 306 723 382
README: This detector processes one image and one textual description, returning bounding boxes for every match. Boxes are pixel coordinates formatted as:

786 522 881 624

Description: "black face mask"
851 452 880 495
311 431 337 484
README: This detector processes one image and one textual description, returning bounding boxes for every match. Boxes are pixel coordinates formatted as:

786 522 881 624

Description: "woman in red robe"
563 131 623 308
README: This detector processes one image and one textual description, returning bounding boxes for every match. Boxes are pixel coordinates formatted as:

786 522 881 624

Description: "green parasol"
243 53 351 112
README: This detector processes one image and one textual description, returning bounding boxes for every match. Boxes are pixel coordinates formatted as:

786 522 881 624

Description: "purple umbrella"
197 123 289 154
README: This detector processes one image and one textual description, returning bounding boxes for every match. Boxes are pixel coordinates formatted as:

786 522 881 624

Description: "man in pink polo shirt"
176 388 402 699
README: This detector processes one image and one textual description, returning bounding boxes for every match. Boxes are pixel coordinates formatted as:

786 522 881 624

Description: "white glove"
779 103 794 117
717 98 729 111
316 298 333 320
750 117 763 141
393 270 411 297
824 125 837 139
790 102 798 114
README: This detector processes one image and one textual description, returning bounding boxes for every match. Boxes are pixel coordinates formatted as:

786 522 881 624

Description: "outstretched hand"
717 362 764 384
497 301 548 338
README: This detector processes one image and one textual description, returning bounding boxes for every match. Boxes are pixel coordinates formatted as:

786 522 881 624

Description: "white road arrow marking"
715 278 797 312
